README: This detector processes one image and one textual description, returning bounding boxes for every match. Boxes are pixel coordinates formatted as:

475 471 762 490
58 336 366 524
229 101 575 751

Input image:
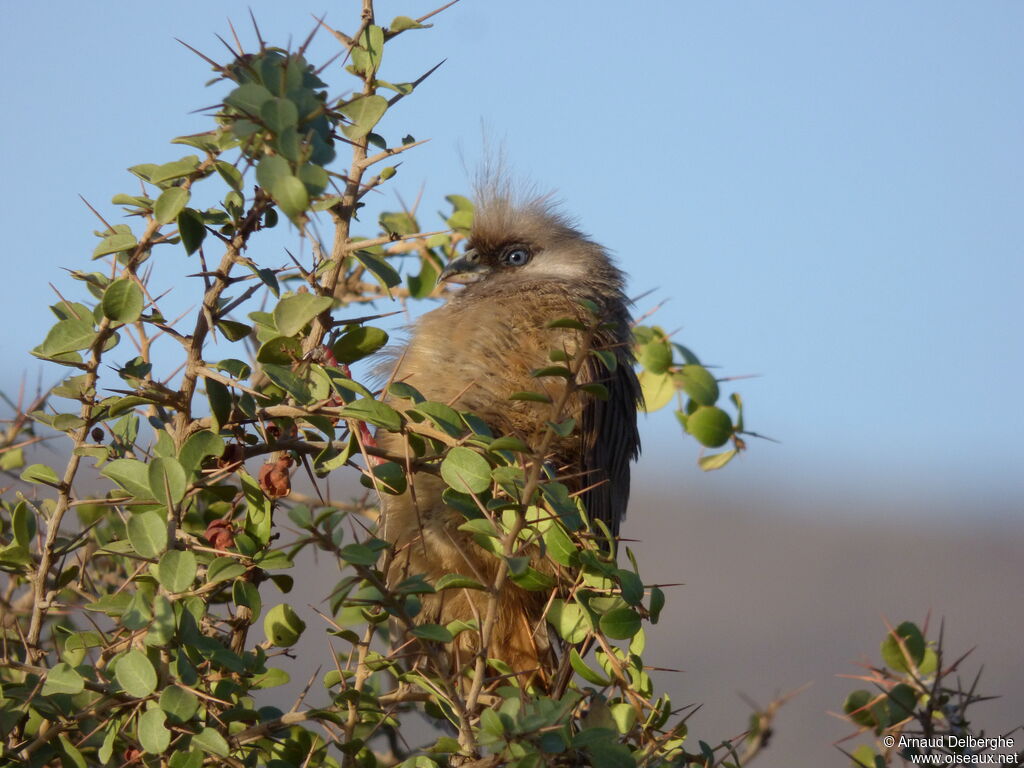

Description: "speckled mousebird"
375 184 642 683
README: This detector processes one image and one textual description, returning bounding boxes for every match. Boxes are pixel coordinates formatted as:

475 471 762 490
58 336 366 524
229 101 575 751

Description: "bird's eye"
504 248 530 266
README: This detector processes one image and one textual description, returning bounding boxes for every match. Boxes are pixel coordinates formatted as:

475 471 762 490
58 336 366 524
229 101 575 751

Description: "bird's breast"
391 285 593 440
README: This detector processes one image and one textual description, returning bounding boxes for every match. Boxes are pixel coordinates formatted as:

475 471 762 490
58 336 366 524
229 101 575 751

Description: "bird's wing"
577 333 643 539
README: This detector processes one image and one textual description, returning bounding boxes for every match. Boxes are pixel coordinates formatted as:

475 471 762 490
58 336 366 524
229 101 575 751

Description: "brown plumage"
376 189 641 684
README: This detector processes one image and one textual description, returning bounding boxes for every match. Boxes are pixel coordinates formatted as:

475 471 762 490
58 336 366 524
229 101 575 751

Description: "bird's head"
438 194 624 292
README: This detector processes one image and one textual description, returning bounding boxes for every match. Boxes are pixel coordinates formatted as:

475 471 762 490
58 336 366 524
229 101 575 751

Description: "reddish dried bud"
91 427 104 442
205 519 236 550
320 345 338 367
259 454 293 499
266 423 281 440
358 422 384 467
123 747 143 763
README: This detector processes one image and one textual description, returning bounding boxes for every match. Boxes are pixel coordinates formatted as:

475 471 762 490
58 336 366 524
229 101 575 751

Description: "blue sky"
3 2 1021 519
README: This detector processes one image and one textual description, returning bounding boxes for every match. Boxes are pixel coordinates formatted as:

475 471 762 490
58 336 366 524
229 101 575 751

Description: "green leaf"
850 745 881 768
167 751 204 768
256 154 291 191
547 418 576 437
411 624 454 643
586 742 635 768
697 449 737 471
638 340 672 374
42 662 86 695
488 436 530 453
98 726 117 765
547 600 591 644
570 648 611 685
616 569 644 606
434 573 485 591
543 523 577 567
138 708 171 754
148 457 187 506
638 369 674 412
264 603 306 647
0 543 31 567
127 511 168 559
918 647 938 676
179 430 225 474
157 550 197 593
332 326 389 364
351 25 384 75
533 365 573 379
57 734 87 768
225 82 274 115
610 703 637 735
440 447 491 495
271 174 309 221
128 163 160 182
252 666 290 689
677 364 719 406
149 156 200 184
340 95 388 140
116 649 158 697
407 258 438 298
297 163 328 195
262 363 311 402
339 398 402 431
20 463 60 486
160 685 200 724
233 579 262 619
93 232 137 259
102 458 154 499
686 406 734 448
414 401 464 436
273 293 334 337
390 15 427 32
354 250 401 290
629 627 646 656
101 279 145 323
153 186 190 225
881 621 926 672
261 97 299 133
648 586 665 623
888 683 918 721
12 502 35 545
112 193 152 208
206 376 232 432
479 708 505 738
359 461 407 495
206 557 246 584
447 193 473 212
38 318 96 355
256 335 302 364
843 689 880 729
598 607 642 639
1 446 24 471
215 160 243 191
190 727 229 758
509 566 557 591
337 543 376 567
380 210 419 236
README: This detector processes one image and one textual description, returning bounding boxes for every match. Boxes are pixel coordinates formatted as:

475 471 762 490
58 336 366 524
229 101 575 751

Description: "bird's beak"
437 249 490 285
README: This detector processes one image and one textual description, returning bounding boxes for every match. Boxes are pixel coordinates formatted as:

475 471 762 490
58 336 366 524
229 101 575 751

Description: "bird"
375 184 642 687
